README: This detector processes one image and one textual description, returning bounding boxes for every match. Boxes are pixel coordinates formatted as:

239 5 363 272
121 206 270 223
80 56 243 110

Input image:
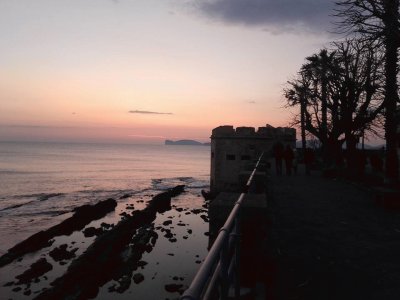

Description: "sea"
0 141 211 299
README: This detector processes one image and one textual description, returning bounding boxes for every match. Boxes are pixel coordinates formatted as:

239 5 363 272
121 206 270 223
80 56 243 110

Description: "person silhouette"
273 142 284 175
284 145 294 175
304 147 315 175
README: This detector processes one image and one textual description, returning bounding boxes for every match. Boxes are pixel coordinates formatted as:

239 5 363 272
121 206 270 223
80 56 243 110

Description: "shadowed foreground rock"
34 185 185 300
0 198 117 268
15 258 53 284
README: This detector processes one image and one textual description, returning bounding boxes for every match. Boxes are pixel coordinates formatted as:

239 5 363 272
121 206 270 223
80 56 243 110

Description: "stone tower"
210 124 296 193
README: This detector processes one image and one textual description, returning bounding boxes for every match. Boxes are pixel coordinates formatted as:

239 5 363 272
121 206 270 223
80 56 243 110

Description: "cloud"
246 100 256 104
128 110 173 115
193 0 335 33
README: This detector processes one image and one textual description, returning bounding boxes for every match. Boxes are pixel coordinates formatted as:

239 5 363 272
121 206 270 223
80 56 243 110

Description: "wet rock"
150 235 157 245
187 229 192 234
137 260 148 268
167 253 175 256
0 198 117 267
183 236 188 239
163 220 172 226
165 283 184 294
164 232 173 239
172 276 179 281
195 260 202 264
204 232 210 236
120 194 131 199
168 185 185 197
176 208 184 212
200 215 209 222
23 289 32 296
132 273 144 284
49 244 78 262
147 185 185 214
126 205 135 210
177 222 186 226
101 222 112 229
15 258 53 284
119 212 130 218
12 287 22 292
109 275 131 293
169 238 177 243
201 190 216 200
83 227 104 237
33 187 185 300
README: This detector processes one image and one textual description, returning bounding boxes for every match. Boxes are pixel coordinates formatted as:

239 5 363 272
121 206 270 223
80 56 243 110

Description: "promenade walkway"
265 163 400 300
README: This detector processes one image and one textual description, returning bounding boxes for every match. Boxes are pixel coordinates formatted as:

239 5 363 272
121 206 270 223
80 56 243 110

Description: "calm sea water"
0 141 210 253
0 141 211 299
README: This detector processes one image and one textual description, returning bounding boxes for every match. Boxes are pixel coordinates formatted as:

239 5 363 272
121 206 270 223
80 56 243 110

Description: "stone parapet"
211 124 295 139
210 123 296 193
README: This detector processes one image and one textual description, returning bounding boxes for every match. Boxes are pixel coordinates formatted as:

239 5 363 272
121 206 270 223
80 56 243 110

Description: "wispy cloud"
192 0 335 34
246 100 256 104
128 110 173 115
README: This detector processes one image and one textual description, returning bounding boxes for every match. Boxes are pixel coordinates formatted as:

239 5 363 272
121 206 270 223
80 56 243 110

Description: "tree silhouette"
285 40 385 166
335 0 400 182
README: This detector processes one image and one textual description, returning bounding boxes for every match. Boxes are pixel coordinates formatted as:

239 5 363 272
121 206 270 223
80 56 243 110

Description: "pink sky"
0 0 332 143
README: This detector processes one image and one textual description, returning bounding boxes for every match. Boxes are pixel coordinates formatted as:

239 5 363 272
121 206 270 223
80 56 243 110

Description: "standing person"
284 145 294 175
304 147 314 175
292 149 298 175
273 142 284 175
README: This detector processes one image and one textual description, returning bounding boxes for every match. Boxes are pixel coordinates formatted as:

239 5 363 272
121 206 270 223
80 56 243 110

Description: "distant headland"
165 139 210 146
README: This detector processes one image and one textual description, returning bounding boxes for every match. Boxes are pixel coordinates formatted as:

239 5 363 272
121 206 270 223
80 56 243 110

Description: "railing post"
233 212 241 299
181 153 264 300
219 232 229 300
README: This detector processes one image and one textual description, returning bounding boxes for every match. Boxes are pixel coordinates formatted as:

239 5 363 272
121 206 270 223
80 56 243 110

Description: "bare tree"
332 39 385 155
284 41 385 166
335 0 400 182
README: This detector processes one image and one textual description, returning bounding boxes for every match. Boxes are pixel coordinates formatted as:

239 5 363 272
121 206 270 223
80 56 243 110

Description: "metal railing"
180 153 264 300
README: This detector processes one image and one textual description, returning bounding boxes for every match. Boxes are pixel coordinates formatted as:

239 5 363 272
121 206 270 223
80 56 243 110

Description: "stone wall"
210 124 295 193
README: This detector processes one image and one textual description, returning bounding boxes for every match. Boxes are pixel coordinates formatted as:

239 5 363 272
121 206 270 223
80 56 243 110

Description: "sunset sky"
0 0 335 143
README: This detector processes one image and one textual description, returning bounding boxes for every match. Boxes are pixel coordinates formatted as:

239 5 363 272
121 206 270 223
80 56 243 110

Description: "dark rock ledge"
33 185 185 300
0 198 117 268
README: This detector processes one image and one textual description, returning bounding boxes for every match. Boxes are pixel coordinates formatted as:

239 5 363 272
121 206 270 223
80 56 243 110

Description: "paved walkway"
265 163 400 300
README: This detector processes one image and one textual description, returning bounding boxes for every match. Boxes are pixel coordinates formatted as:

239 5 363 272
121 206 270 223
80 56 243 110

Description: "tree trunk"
383 0 399 183
345 131 358 169
300 97 307 154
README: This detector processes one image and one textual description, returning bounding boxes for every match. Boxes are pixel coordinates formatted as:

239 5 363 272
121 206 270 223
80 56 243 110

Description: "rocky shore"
0 183 211 299
0 198 117 268
33 185 185 299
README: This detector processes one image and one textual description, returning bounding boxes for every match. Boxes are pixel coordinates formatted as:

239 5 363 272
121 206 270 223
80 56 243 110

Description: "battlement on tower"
210 124 296 193
211 124 295 139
